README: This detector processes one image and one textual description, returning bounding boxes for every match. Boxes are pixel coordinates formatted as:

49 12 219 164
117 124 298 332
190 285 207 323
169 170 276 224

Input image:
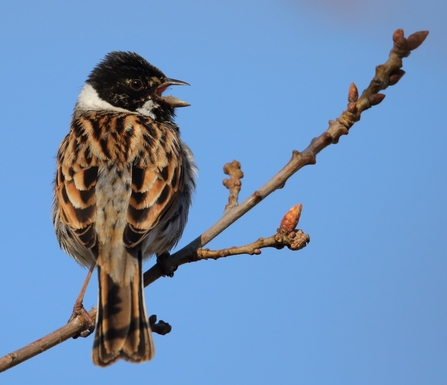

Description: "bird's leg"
69 262 96 338
156 252 177 277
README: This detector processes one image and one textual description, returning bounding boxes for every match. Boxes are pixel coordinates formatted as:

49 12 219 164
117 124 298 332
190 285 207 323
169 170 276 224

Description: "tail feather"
92 256 154 366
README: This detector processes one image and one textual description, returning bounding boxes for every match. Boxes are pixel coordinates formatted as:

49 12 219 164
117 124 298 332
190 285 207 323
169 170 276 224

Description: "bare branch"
0 28 429 373
198 204 308 259
198 229 309 259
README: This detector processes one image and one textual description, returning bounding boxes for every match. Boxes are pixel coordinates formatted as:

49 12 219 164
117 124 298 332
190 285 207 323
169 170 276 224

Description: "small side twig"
198 204 309 260
223 160 244 210
197 229 309 260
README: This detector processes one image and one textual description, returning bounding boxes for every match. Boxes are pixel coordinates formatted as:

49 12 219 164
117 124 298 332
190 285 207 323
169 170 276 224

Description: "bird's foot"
69 300 95 338
156 252 177 277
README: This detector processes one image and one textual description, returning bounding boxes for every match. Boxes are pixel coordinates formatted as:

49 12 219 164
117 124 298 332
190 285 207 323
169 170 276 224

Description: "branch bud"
393 28 404 41
368 93 386 106
392 28 406 49
407 30 429 50
389 69 406 85
348 83 359 102
279 204 302 232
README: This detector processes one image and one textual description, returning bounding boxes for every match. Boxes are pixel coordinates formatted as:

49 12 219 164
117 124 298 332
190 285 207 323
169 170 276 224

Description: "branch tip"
407 30 429 51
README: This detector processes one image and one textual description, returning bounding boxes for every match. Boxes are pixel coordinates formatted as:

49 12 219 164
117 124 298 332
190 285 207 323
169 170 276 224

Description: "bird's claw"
69 301 95 339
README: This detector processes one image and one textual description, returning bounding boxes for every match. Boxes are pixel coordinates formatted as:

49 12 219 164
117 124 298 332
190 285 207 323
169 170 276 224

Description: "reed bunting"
52 51 196 366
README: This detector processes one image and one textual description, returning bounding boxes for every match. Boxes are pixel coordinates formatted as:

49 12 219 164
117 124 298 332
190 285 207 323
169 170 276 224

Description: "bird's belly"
95 165 132 271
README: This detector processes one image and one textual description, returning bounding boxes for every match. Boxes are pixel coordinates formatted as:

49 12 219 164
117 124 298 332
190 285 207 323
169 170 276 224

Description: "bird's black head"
84 51 189 120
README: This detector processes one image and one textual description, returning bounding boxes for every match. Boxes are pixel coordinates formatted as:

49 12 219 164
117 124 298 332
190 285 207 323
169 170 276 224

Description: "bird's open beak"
156 78 190 107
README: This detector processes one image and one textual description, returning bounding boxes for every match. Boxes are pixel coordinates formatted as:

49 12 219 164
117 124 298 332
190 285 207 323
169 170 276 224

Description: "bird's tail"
92 255 154 366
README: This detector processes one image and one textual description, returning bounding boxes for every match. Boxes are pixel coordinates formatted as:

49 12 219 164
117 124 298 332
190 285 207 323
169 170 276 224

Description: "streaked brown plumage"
52 52 196 366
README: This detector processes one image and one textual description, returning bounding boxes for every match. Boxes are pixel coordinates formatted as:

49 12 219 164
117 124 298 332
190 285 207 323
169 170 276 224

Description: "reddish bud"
348 83 359 102
279 204 302 232
392 29 407 50
389 69 406 86
368 93 386 106
407 30 429 50
393 29 404 43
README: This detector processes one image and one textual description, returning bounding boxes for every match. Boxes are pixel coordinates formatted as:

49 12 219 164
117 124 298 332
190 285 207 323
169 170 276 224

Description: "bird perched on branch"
52 51 196 366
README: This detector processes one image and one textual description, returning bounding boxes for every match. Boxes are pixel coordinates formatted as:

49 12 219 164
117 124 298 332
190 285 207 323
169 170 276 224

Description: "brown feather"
92 255 154 366
54 104 195 367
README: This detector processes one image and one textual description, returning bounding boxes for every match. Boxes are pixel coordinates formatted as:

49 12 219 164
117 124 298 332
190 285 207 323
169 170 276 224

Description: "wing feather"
55 126 99 251
124 122 184 248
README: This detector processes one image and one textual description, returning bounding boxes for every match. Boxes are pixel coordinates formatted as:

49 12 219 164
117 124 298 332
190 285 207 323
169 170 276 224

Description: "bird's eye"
130 79 143 91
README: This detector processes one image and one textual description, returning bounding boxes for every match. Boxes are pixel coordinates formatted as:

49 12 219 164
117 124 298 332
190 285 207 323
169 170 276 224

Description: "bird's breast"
95 164 132 245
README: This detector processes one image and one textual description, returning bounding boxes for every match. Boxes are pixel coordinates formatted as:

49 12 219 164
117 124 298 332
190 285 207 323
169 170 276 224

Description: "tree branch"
198 204 309 260
0 28 428 373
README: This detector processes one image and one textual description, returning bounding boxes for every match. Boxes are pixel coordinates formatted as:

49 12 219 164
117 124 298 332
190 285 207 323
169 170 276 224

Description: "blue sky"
1 0 445 384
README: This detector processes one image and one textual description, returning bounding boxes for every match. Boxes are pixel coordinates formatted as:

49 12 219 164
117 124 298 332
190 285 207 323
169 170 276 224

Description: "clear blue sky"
1 0 445 384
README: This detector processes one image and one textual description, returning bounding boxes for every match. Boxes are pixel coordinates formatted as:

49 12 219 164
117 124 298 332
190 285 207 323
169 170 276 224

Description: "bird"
52 51 196 366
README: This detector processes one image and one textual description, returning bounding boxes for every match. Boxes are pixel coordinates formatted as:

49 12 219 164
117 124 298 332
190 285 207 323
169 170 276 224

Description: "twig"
223 160 244 210
198 204 309 259
0 28 428 373
197 229 310 259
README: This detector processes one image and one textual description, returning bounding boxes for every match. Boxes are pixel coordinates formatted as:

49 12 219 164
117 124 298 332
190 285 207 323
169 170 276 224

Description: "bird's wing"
124 120 184 248
55 127 98 251
56 114 184 251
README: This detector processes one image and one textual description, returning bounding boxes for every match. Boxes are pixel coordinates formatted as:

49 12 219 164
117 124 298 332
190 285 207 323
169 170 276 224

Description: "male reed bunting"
52 52 196 366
